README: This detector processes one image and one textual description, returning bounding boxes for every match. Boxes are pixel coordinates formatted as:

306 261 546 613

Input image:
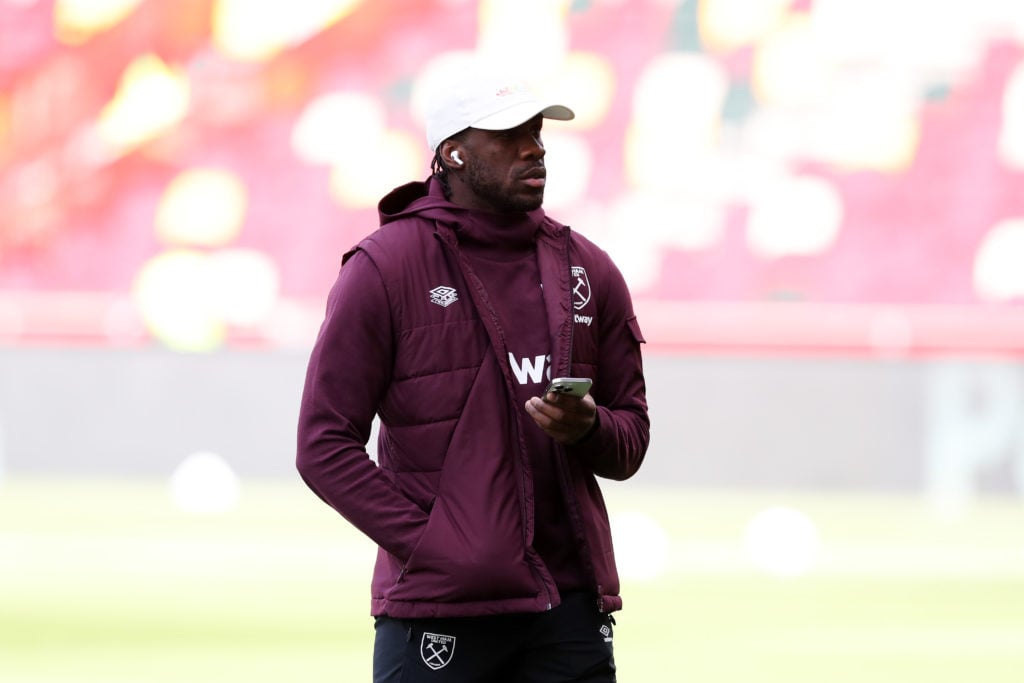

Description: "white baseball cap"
423 70 575 152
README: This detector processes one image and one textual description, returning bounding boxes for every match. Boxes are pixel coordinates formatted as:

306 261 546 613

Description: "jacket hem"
371 593 561 619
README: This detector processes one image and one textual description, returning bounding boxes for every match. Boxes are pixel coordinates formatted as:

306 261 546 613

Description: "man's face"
456 115 547 213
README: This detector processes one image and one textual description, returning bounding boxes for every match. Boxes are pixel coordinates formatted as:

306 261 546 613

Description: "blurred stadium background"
2 0 1024 681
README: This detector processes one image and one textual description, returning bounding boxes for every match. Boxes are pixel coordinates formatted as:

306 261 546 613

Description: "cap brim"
470 101 575 131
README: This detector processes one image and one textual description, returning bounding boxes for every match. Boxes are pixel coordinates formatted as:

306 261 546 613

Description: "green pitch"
2 479 1024 682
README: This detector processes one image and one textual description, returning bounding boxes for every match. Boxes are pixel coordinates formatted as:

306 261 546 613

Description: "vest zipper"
557 230 601 596
442 234 554 612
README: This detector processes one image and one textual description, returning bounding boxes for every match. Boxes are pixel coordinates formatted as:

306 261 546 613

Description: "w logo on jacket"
508 353 550 385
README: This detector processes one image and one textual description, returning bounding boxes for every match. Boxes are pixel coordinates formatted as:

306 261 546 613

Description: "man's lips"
519 168 546 188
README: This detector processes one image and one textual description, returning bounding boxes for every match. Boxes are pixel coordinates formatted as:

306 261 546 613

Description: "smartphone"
544 377 593 398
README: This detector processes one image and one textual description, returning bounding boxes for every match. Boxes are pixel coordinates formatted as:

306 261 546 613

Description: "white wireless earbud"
451 151 464 166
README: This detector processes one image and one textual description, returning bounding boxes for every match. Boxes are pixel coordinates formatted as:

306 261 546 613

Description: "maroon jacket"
296 178 648 619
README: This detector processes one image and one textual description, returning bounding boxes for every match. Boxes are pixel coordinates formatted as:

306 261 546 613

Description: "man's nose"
522 137 545 159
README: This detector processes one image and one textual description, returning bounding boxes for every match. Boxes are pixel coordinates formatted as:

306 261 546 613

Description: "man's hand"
525 391 597 445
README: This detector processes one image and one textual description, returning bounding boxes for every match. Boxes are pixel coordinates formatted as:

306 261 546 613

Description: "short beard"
464 164 543 213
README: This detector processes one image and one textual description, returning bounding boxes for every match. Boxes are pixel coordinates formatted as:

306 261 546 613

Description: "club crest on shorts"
571 266 591 311
420 632 456 671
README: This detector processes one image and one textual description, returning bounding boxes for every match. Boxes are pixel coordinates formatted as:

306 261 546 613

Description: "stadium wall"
2 348 1021 504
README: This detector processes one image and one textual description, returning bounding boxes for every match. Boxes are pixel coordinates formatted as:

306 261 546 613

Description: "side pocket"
390 470 440 514
396 496 443 582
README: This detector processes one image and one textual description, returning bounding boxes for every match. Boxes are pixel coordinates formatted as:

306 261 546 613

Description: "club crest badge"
429 285 459 308
420 632 456 670
571 266 591 311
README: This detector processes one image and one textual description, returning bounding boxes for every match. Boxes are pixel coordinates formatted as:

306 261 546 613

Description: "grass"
2 478 1024 682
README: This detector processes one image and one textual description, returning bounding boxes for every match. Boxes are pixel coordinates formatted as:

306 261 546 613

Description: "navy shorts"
372 592 617 682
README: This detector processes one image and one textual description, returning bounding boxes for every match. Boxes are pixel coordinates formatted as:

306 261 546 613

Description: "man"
296 68 649 682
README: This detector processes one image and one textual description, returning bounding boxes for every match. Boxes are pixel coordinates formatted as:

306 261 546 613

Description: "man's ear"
439 141 464 169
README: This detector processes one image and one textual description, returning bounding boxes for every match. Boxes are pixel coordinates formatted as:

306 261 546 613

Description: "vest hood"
378 178 459 226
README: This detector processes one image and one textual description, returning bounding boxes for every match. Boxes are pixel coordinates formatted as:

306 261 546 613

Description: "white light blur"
743 506 821 577
752 14 833 109
132 250 225 352
292 92 424 208
601 191 725 291
999 61 1024 170
811 0 984 77
974 219 1024 302
328 129 423 208
699 0 793 52
541 132 592 210
169 451 241 515
746 174 843 258
54 0 142 44
551 51 616 130
477 0 571 77
613 191 724 252
291 92 388 166
156 168 248 247
611 510 671 581
809 69 921 172
132 245 282 347
631 52 728 143
96 54 190 153
626 53 729 193
212 0 364 62
206 249 281 327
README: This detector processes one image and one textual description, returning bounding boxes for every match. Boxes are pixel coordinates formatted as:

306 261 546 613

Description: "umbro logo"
429 285 459 308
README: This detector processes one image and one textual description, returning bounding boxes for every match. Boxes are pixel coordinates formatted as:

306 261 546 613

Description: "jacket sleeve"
567 256 649 480
296 249 428 561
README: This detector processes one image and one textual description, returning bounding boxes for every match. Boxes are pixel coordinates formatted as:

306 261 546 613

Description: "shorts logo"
600 624 613 643
420 632 456 670
571 266 591 311
429 286 459 308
